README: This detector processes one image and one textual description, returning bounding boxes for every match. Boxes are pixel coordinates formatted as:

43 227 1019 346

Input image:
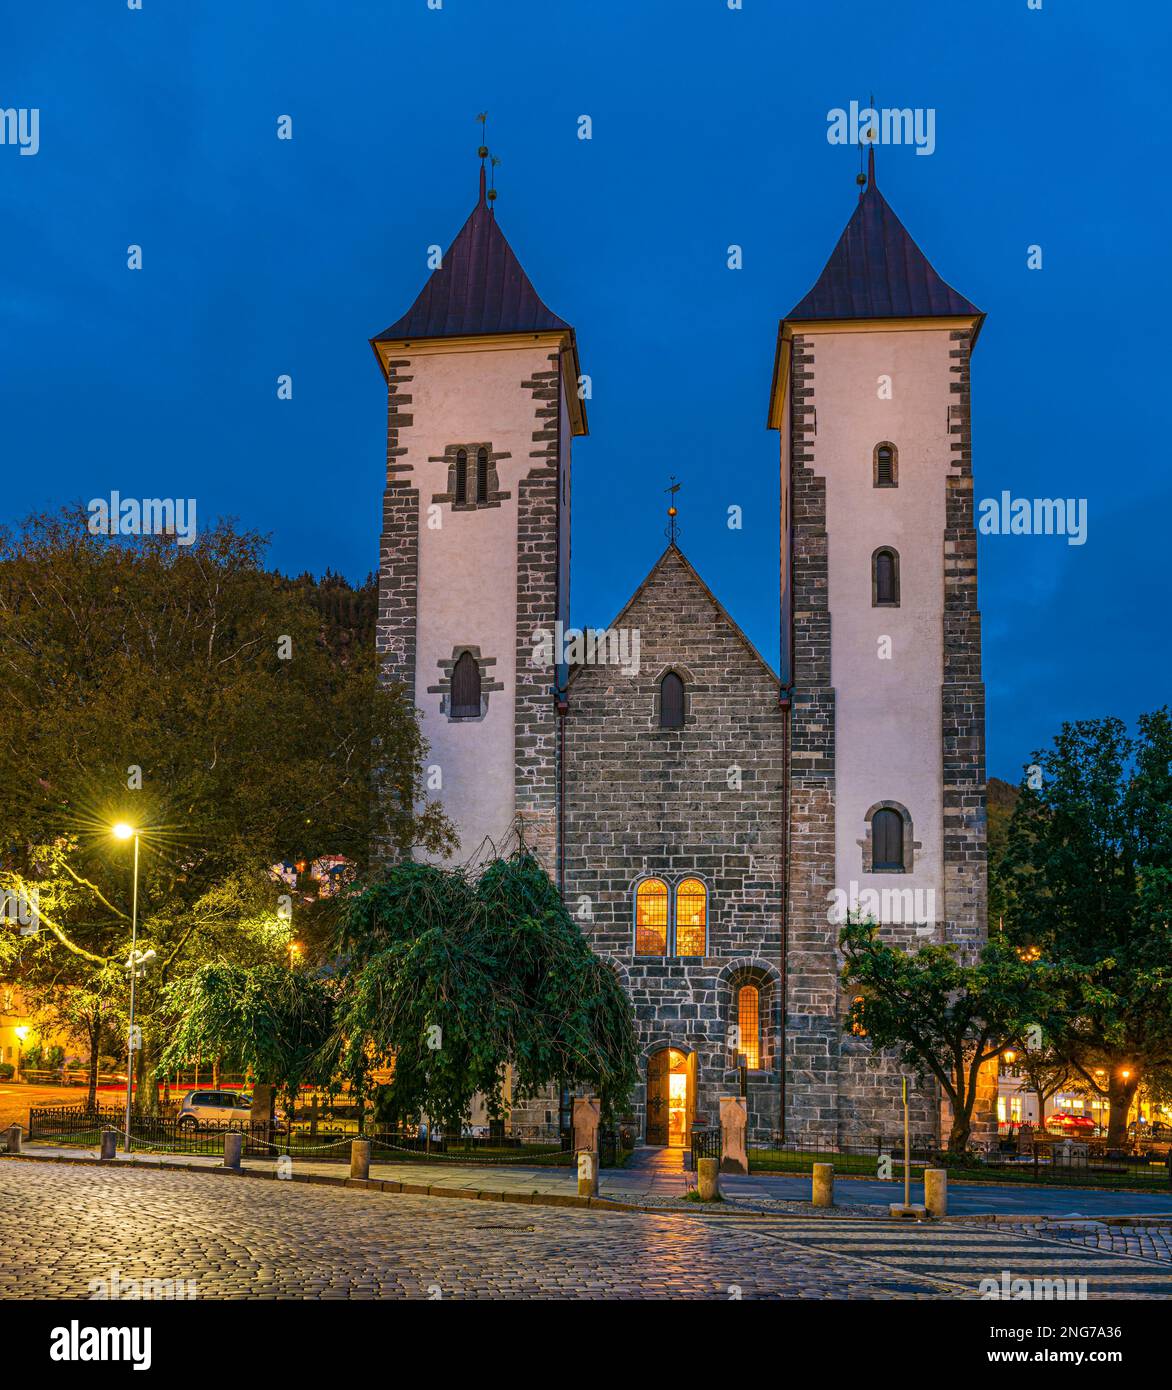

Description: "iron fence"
26 1105 575 1165
690 1127 721 1171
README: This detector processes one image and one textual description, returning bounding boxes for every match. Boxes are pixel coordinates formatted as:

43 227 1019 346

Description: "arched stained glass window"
737 985 760 1070
634 878 668 955
674 878 707 956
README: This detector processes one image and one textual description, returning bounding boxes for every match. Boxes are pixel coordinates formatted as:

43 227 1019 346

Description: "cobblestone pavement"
975 1221 1172 1264
2 1161 1170 1300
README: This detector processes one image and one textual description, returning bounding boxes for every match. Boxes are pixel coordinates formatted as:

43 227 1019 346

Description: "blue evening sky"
2 1 1168 781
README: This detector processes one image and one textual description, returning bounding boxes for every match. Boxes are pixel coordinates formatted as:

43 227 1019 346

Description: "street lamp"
13 1024 29 1081
112 822 140 1153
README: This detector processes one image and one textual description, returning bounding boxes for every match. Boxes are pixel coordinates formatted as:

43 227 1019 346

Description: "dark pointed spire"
372 162 572 342
785 156 979 322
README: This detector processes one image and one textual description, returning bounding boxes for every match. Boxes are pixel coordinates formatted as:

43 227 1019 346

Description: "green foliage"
0 508 452 1101
157 962 337 1101
840 918 1072 1152
337 853 638 1129
998 709 1172 1140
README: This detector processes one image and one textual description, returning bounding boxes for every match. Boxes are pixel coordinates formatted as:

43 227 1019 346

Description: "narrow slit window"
454 449 468 506
476 448 489 503
874 443 897 487
873 547 899 607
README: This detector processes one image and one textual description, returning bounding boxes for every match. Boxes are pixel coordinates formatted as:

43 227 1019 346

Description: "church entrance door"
646 1047 693 1147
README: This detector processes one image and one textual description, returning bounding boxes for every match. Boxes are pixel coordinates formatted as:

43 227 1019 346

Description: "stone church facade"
372 148 992 1147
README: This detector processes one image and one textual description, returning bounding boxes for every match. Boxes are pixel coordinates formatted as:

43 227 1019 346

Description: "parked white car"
176 1089 253 1130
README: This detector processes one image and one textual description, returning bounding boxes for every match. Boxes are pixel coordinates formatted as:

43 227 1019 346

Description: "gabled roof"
568 543 778 689
373 165 572 343
785 148 981 322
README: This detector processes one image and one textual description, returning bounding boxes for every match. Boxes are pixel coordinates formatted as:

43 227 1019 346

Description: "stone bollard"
697 1157 721 1201
6 1123 22 1154
719 1097 748 1174
350 1138 371 1182
223 1131 243 1171
924 1167 948 1219
812 1162 834 1207
99 1128 117 1161
577 1149 599 1198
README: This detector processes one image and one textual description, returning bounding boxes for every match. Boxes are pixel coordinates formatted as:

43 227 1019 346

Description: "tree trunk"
947 1111 972 1154
1106 1074 1140 1148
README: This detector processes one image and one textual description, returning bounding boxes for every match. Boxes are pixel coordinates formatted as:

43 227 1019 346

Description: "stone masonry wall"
563 546 786 1141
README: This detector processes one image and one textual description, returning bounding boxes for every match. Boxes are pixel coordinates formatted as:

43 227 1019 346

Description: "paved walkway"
16 1141 1172 1220
3 1159 1170 1300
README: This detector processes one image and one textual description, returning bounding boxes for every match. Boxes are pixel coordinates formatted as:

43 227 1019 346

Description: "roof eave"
369 327 588 437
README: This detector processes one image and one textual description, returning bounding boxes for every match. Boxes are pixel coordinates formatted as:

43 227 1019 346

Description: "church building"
371 146 990 1148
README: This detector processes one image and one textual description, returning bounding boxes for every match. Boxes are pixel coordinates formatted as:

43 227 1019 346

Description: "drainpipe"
777 332 795 1141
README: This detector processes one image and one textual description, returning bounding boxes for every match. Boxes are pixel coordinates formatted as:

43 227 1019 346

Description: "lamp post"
112 822 139 1153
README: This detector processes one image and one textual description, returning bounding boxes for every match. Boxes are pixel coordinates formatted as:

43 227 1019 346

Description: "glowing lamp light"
1002 1050 1016 1064
112 822 135 841
14 1025 29 1043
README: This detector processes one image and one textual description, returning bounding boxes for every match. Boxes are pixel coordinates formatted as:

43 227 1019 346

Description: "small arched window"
872 807 905 871
674 879 707 956
634 878 668 955
454 449 468 505
874 442 897 488
873 547 900 607
736 985 760 1070
476 448 489 503
450 650 481 719
660 671 685 728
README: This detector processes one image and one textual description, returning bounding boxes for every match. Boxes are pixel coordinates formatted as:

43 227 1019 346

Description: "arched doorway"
646 1047 695 1147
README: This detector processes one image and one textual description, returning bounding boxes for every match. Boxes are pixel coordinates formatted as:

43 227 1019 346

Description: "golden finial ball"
478 146 488 158
856 173 867 186
668 506 677 517
487 188 497 201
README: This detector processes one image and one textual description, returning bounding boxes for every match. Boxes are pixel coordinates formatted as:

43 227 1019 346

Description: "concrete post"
6 1123 22 1154
577 1150 599 1197
572 1096 600 1161
924 1167 948 1218
350 1138 371 1181
697 1157 720 1201
223 1131 243 1171
812 1162 834 1207
719 1096 748 1174
99 1128 117 1161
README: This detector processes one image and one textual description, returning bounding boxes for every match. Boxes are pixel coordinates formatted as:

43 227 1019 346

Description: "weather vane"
665 477 681 545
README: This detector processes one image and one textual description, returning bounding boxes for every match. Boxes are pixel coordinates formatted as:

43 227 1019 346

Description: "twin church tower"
371 144 989 1146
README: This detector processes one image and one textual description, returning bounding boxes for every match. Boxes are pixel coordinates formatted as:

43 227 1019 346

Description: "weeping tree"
157 962 337 1116
337 853 638 1134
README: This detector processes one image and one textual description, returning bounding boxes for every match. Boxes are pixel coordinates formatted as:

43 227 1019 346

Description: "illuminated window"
634 878 668 955
737 985 760 1070
674 879 706 956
